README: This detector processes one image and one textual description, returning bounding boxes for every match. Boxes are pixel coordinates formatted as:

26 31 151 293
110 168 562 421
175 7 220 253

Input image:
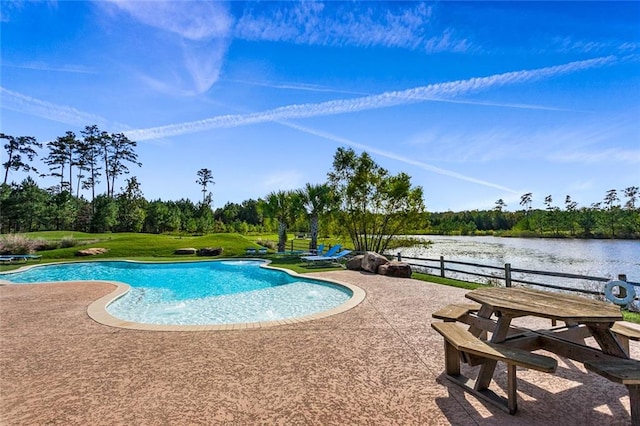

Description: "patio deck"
1 270 636 425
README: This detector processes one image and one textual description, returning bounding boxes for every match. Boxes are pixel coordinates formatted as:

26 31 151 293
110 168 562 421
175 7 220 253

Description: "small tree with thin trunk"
1 133 42 185
196 168 215 206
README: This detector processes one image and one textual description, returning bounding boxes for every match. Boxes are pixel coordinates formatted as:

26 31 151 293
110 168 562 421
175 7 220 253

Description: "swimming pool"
0 260 365 329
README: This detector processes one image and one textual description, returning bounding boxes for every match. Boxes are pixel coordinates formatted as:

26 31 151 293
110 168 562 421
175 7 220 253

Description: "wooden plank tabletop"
466 287 623 323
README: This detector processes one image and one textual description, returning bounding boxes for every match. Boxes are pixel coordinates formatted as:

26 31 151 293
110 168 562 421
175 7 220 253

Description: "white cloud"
0 87 114 129
406 113 639 165
100 0 233 96
550 148 640 164
2 62 96 74
124 56 619 141
105 0 232 40
551 36 640 55
226 79 368 96
233 2 468 53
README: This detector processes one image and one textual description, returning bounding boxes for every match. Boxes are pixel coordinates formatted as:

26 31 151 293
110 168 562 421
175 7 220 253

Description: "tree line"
426 189 639 238
2 128 638 248
2 129 425 252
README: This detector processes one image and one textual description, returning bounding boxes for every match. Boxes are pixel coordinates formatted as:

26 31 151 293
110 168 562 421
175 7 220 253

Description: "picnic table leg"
468 304 493 340
475 314 514 391
507 364 518 414
587 324 628 358
629 384 639 426
444 341 461 376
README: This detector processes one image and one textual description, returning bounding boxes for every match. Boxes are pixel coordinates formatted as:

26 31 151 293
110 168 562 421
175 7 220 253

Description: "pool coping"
3 258 367 331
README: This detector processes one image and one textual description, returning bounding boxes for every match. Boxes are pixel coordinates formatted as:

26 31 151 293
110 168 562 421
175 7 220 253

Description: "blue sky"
1 1 639 212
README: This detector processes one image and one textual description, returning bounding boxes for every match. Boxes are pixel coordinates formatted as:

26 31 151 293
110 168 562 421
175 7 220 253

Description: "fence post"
618 274 629 300
397 252 402 261
505 263 512 288
440 255 445 278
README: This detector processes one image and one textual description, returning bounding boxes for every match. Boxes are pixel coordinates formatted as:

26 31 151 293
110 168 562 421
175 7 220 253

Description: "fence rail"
395 253 639 298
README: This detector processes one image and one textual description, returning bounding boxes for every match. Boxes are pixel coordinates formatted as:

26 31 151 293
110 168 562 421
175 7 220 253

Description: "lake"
395 236 640 288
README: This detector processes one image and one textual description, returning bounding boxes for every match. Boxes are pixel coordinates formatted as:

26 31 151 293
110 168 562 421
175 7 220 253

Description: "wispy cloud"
551 36 640 55
100 0 232 95
1 87 114 129
2 62 96 74
234 2 469 53
419 97 585 113
550 148 640 165
226 79 368 96
124 56 618 141
0 0 25 23
278 121 520 194
104 0 231 41
407 113 639 165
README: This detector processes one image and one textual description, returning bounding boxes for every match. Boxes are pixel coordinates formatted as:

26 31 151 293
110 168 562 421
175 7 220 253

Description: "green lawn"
0 232 347 273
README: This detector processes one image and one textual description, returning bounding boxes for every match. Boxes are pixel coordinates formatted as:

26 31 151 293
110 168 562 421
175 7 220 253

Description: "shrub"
385 236 431 251
0 234 40 254
256 239 277 250
60 236 77 248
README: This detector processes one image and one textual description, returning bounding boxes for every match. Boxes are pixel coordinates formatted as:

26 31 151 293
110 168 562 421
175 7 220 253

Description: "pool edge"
83 259 366 331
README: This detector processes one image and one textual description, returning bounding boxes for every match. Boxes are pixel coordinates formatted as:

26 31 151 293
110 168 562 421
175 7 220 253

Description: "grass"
245 233 347 252
15 232 260 259
0 232 348 273
623 310 640 323
412 272 488 290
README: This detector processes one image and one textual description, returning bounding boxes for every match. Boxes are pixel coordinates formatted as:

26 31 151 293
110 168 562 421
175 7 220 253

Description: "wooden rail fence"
395 253 639 298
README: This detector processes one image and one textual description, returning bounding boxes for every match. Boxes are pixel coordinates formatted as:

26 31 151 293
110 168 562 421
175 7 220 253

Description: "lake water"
395 236 640 289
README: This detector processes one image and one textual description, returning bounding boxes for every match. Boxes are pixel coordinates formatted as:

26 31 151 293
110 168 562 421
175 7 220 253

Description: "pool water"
1 260 353 325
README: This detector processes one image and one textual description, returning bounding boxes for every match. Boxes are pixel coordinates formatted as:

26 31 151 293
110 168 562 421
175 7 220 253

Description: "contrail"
279 121 520 193
1 87 112 128
124 55 617 141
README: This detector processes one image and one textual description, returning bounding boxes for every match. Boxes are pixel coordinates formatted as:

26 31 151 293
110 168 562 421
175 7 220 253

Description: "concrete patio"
1 270 636 425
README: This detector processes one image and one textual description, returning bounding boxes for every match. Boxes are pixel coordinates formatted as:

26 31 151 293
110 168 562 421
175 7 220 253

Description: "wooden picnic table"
432 286 640 421
466 286 627 358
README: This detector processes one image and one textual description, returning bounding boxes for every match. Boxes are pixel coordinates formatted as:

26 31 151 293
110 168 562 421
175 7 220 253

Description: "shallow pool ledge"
86 266 366 332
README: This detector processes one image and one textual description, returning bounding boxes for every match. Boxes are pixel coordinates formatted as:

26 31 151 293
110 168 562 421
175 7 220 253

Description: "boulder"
377 261 412 278
76 247 108 256
345 255 364 271
197 247 223 257
174 248 197 255
361 251 389 273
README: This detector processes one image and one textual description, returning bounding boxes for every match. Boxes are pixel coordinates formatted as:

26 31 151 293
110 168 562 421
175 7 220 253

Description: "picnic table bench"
432 322 557 414
431 287 640 423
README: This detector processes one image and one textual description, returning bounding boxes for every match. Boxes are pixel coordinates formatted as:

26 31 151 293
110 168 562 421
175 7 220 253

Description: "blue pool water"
1 260 353 325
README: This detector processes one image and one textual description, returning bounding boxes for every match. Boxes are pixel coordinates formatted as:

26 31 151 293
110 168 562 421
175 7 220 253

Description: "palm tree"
298 183 338 252
261 190 301 252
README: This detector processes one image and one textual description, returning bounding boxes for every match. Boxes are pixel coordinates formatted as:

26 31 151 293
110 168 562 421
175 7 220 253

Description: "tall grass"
0 234 44 254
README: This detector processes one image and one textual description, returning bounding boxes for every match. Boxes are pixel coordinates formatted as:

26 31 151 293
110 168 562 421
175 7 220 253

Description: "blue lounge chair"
302 245 350 263
302 249 352 266
300 245 339 260
306 244 341 259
